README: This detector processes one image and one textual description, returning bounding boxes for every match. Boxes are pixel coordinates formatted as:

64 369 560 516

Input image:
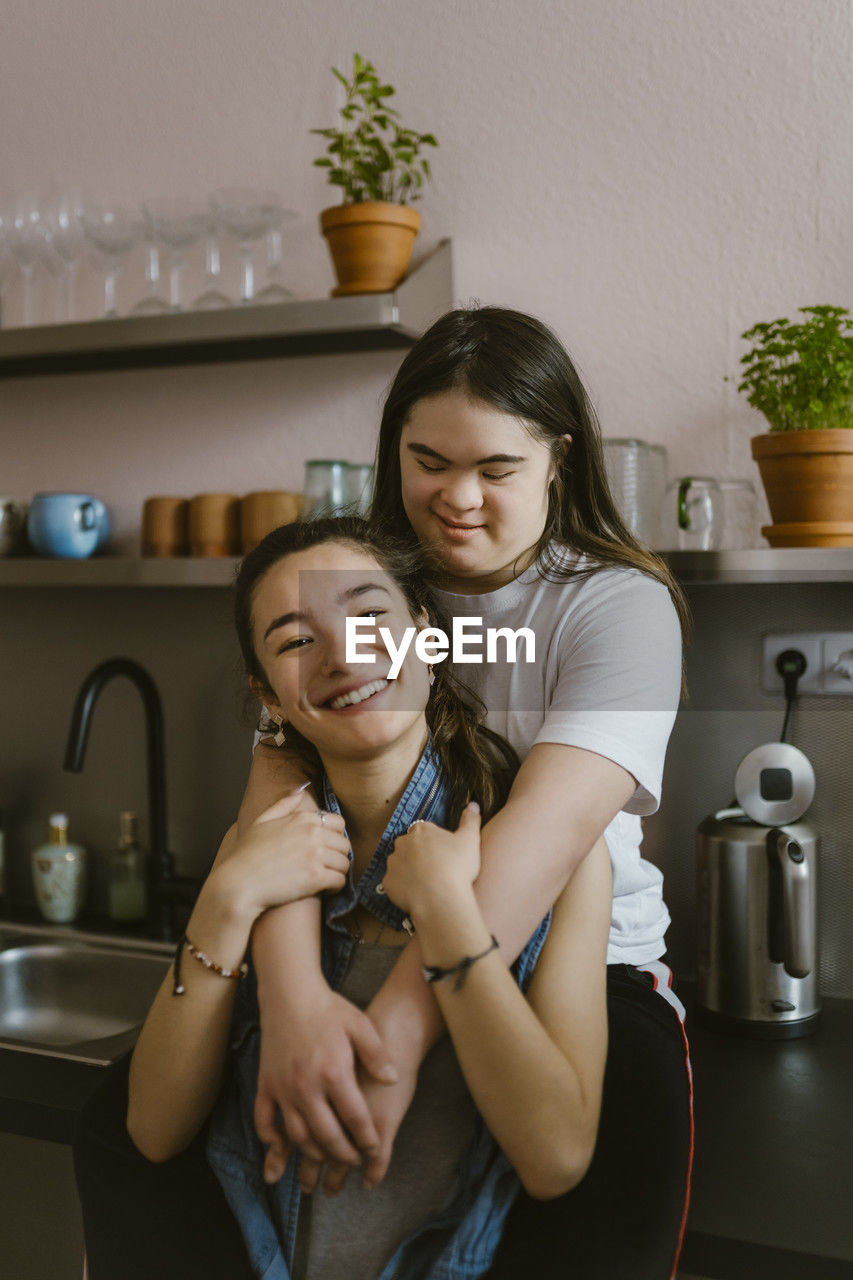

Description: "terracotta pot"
320 202 420 297
751 429 853 546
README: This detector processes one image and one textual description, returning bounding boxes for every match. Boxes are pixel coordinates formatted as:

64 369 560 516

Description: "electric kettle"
696 742 820 1038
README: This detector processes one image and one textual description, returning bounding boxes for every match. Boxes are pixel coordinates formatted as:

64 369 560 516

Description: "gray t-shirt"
434 550 682 965
297 944 477 1280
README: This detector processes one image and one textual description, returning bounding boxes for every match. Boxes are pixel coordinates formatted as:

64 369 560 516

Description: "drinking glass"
345 464 374 515
210 188 286 304
255 219 296 304
0 210 14 325
717 479 761 549
661 477 725 550
302 460 349 518
192 216 232 310
602 439 668 546
131 236 170 315
42 189 84 322
143 199 207 311
7 195 43 326
80 205 144 317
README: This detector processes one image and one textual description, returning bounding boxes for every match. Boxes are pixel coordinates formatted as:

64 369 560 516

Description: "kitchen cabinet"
0 239 453 377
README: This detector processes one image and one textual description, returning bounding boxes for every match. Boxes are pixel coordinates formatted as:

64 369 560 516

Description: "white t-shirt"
433 548 682 966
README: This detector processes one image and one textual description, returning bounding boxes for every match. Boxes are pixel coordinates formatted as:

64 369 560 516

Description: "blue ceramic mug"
28 492 110 559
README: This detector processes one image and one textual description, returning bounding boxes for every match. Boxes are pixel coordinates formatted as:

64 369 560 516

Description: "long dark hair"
234 516 519 824
370 305 690 648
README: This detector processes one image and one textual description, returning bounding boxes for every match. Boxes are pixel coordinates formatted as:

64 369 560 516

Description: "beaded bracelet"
422 936 499 992
172 934 249 996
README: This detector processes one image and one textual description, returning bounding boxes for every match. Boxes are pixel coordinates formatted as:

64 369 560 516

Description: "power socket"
822 633 853 694
762 632 853 696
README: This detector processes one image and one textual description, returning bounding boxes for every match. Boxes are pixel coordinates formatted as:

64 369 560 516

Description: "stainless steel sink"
0 922 172 1064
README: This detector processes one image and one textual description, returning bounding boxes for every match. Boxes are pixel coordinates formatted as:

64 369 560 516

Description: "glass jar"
302 460 349 519
345 464 374 516
602 439 668 546
661 477 725 550
717 479 761 549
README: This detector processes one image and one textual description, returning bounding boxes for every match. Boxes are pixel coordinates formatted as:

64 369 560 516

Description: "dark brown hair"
370 305 690 653
234 516 519 824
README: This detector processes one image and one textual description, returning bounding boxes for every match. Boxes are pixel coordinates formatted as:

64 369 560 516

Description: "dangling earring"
427 665 435 687
271 712 287 747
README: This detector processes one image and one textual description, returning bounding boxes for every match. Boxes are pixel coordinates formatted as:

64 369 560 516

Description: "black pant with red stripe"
74 962 692 1280
487 961 693 1280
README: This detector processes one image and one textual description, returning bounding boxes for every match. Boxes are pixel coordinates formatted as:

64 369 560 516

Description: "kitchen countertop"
1 945 851 1277
679 983 853 1279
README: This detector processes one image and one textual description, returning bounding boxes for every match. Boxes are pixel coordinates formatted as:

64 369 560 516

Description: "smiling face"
250 540 431 768
399 389 559 594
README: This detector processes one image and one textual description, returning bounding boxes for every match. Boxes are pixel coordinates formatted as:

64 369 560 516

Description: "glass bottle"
108 811 147 923
31 814 87 923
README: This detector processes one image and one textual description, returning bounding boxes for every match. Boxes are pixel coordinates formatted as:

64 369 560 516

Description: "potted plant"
733 305 853 546
312 54 438 296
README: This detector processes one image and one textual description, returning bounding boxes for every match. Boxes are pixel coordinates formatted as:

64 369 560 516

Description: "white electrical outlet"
763 632 853 696
762 634 822 694
822 633 853 694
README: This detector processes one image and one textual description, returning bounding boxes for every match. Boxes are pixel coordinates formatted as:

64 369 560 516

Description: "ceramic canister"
28 493 110 559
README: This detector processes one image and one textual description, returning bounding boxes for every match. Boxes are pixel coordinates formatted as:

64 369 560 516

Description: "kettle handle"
768 829 813 979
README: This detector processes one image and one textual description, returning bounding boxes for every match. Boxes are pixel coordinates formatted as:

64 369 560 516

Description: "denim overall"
207 741 551 1280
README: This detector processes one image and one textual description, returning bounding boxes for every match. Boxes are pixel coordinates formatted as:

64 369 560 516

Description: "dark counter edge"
2 964 852 1280
0 1046 105 1144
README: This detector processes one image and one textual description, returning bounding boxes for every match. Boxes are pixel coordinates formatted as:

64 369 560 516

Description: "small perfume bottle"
108 811 147 923
31 814 87 923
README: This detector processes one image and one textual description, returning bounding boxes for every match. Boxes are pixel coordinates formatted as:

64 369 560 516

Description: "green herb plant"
734 305 853 432
312 54 438 205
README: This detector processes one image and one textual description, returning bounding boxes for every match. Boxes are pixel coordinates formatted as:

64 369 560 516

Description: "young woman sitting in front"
125 516 611 1280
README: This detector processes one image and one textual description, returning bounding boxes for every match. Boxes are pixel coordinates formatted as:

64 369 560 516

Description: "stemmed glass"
42 189 84 322
254 217 296 304
131 234 170 315
142 199 207 311
80 205 144 318
7 195 43 326
192 215 232 310
210 188 288 304
0 208 13 325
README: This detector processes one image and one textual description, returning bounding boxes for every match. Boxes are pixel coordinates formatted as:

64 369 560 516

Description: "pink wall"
2 0 851 546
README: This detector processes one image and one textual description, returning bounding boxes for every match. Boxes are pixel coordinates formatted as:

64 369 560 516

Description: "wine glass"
131 235 170 315
80 205 144 318
254 216 297 304
42 189 84 322
7 195 44 326
210 188 286 304
192 215 232 310
0 207 13 325
142 199 207 311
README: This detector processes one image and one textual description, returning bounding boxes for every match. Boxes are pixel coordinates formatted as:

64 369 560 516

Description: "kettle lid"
734 742 815 826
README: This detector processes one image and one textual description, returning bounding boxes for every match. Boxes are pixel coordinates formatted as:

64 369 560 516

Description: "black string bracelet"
422 936 499 992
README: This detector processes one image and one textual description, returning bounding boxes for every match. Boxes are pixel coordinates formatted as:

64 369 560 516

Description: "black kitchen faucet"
63 656 200 941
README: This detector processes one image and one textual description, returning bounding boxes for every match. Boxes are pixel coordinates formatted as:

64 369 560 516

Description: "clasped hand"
253 804 482 1195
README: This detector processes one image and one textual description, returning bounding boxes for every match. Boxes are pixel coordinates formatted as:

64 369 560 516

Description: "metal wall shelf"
1 547 851 588
0 240 453 378
663 547 853 584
